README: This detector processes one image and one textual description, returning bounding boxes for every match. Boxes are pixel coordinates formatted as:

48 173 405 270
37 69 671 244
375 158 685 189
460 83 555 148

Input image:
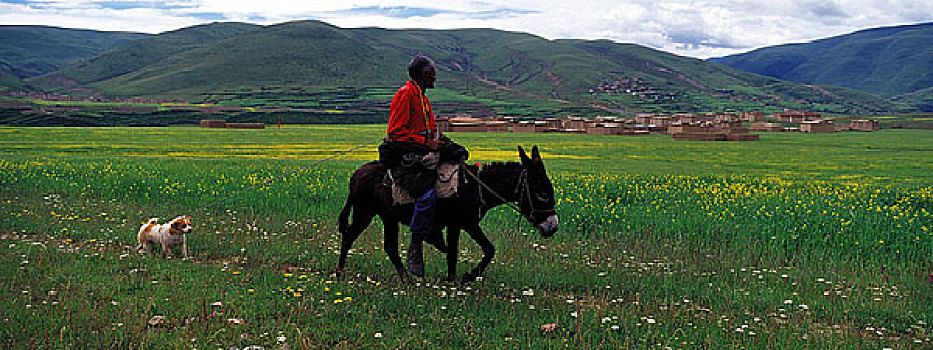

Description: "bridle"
460 164 555 225
514 169 558 220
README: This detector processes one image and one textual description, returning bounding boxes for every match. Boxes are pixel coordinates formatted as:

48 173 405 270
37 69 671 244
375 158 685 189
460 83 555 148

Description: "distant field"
1 126 931 349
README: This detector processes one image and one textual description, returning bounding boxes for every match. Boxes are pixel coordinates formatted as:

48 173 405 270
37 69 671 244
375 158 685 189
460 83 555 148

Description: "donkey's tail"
338 190 354 234
338 161 381 235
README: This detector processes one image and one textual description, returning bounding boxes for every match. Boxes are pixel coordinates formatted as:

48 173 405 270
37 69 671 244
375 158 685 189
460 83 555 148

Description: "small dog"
137 216 192 259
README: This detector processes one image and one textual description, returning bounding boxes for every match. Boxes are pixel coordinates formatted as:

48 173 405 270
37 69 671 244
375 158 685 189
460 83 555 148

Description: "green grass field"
1 126 931 349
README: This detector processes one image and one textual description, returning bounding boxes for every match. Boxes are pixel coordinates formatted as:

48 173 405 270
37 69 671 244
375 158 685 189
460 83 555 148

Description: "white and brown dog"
137 216 192 259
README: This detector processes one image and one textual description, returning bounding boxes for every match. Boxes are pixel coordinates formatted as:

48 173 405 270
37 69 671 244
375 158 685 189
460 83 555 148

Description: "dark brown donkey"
337 146 558 282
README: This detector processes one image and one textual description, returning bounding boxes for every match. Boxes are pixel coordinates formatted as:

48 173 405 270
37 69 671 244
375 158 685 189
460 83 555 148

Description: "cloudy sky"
2 0 931 58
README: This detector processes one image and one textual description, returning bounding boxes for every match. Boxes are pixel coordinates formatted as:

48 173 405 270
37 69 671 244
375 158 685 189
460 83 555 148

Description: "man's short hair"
408 55 435 80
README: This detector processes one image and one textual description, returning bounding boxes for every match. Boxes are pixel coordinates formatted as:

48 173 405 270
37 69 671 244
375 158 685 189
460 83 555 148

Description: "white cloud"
1 0 931 58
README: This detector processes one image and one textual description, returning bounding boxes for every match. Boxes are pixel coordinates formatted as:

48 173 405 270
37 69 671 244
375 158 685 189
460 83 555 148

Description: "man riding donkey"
379 55 468 277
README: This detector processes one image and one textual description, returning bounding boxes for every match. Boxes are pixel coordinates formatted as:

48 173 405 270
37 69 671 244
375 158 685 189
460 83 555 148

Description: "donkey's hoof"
396 270 411 283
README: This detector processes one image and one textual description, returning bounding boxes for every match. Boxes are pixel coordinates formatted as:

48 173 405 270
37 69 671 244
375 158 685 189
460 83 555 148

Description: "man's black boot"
406 239 425 277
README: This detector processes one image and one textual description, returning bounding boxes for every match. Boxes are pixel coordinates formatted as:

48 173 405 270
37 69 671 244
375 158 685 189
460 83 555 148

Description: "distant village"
3 92 883 140
438 111 881 142
2 91 185 105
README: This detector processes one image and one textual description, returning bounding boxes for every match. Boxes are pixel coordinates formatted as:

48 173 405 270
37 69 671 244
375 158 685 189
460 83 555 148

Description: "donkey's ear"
531 146 541 163
518 146 530 164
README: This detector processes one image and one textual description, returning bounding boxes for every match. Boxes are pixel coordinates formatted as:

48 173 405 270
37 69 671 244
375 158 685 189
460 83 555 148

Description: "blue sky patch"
324 6 537 19
91 1 190 10
186 12 226 21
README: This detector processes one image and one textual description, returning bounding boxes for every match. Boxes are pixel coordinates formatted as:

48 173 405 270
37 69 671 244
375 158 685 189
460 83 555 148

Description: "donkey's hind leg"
445 225 461 283
337 207 375 277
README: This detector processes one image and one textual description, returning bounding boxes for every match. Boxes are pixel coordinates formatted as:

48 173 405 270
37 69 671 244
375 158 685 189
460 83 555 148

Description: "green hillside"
89 21 403 96
891 87 933 112
0 70 26 92
0 25 146 78
34 22 260 91
710 23 933 103
26 21 915 114
350 27 596 98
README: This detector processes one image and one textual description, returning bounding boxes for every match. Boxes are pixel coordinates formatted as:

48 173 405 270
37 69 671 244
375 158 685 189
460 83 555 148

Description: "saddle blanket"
389 162 459 205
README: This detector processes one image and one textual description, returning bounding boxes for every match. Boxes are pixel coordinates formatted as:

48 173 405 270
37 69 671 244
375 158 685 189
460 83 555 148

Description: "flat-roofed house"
436 117 450 132
485 121 510 132
200 119 227 128
800 120 835 133
448 117 487 132
850 119 880 131
512 120 549 133
586 123 621 135
774 111 822 123
563 117 590 130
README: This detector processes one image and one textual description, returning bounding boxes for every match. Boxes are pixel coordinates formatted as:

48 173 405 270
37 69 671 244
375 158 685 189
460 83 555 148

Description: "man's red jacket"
387 80 435 145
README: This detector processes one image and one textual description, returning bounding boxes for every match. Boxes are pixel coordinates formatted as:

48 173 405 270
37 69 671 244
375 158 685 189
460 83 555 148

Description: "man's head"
408 55 436 90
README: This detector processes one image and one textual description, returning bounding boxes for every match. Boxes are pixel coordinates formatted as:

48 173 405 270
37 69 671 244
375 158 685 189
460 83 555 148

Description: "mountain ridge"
0 25 147 79
710 22 932 110
10 21 918 114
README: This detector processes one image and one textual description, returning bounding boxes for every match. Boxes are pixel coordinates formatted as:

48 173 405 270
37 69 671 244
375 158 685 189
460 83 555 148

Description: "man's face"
422 65 436 89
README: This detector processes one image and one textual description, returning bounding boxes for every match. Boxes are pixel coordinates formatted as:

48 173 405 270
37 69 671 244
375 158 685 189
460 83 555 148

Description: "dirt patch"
645 62 708 90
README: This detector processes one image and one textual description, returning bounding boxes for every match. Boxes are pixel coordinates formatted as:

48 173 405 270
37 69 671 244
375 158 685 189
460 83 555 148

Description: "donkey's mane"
479 162 522 177
476 162 523 198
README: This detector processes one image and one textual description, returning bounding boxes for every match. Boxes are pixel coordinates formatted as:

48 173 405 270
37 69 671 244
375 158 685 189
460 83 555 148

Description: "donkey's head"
517 146 558 237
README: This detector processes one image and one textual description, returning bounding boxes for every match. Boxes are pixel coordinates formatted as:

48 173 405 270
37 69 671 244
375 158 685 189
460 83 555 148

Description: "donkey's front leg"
381 219 408 281
445 225 461 282
462 224 494 283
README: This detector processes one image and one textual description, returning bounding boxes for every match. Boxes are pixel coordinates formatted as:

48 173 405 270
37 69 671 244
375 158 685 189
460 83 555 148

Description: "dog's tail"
147 218 159 224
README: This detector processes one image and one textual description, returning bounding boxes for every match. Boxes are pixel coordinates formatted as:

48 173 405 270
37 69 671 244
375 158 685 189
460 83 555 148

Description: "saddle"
387 162 460 205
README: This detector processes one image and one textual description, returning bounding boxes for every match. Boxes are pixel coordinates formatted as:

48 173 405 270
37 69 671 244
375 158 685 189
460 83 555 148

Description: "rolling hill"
710 22 932 110
48 22 261 90
0 25 147 79
22 21 917 114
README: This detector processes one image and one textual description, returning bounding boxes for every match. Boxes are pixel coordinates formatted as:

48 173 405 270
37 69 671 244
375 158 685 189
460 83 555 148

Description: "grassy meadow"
1 126 932 349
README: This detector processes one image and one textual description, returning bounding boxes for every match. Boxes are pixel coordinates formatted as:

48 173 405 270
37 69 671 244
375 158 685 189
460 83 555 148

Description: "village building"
774 111 822 123
586 123 621 135
200 119 265 129
512 120 549 133
633 113 655 125
749 122 785 132
434 109 865 138
799 119 835 133
543 118 562 130
667 119 759 141
649 115 674 128
562 116 590 130
226 123 265 129
850 119 880 131
436 117 450 132
200 119 227 128
741 111 765 122
485 120 510 132
447 117 488 132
